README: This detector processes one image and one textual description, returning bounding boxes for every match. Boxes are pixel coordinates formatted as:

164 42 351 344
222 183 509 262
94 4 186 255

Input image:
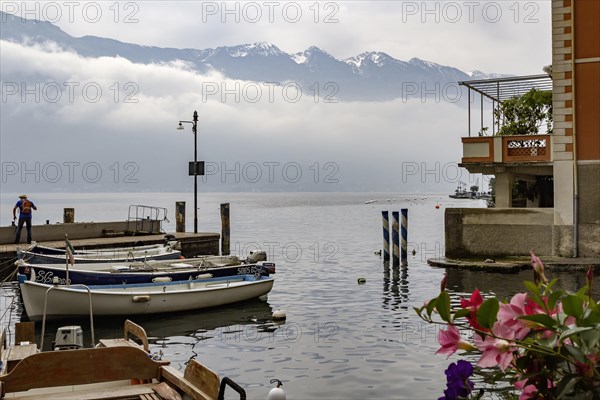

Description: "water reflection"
445 268 588 301
20 298 274 352
382 261 410 311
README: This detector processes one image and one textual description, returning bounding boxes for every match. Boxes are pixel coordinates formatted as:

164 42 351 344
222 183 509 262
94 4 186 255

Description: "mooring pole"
176 201 186 233
401 209 408 266
220 203 230 255
382 211 390 261
63 208 74 223
392 211 400 266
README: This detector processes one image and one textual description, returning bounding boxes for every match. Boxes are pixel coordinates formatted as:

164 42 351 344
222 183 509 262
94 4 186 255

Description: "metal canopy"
459 74 553 103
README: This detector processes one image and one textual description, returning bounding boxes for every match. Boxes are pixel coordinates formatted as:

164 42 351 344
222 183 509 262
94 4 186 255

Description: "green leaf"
523 280 540 296
555 375 580 399
560 326 593 342
547 289 564 311
435 291 451 322
563 344 587 364
476 298 499 329
580 325 600 350
562 294 584 318
452 308 471 321
426 297 437 318
518 314 558 329
544 277 559 294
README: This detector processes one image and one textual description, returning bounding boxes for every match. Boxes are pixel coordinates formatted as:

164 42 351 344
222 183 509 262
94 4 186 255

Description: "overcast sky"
1 1 552 202
2 1 551 74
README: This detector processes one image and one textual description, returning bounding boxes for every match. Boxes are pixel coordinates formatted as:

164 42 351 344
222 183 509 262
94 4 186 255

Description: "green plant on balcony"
494 89 553 136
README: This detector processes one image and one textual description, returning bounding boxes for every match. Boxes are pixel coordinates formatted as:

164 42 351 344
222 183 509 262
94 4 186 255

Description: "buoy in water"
272 309 286 321
268 379 286 400
357 277 366 284
435 204 440 209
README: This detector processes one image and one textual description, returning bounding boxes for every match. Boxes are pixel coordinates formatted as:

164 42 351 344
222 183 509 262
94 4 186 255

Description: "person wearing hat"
13 194 37 244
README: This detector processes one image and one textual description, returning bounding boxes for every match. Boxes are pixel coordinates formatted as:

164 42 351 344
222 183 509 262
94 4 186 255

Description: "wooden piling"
63 208 74 223
220 203 230 256
176 202 186 233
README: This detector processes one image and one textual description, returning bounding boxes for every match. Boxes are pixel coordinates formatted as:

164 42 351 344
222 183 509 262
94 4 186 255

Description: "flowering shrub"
416 253 599 399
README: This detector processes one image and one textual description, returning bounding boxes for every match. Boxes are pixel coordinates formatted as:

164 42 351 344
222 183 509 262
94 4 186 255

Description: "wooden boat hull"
18 260 274 285
18 274 274 318
0 320 238 399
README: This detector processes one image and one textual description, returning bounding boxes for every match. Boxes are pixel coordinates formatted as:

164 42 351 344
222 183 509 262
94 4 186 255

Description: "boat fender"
267 379 286 400
272 309 286 321
152 277 173 283
132 295 151 302
196 273 213 279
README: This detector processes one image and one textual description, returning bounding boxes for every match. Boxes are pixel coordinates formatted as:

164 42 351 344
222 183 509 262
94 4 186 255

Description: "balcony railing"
459 74 553 137
461 134 552 164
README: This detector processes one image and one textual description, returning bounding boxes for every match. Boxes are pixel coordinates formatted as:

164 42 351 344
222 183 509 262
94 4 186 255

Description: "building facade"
446 0 599 258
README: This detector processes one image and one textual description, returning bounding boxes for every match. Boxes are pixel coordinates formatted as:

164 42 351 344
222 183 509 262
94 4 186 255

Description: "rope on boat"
0 257 19 282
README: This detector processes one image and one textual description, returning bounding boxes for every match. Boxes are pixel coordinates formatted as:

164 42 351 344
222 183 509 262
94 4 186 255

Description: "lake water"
0 192 588 399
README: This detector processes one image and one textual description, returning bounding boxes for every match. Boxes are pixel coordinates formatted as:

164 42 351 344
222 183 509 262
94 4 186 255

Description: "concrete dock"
428 256 600 272
0 221 220 281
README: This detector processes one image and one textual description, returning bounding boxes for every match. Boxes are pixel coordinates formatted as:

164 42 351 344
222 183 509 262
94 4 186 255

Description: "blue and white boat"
17 256 276 285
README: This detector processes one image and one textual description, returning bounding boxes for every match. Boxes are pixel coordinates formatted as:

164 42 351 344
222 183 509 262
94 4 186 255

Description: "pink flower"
530 251 548 284
460 289 486 332
497 293 531 340
474 323 518 371
514 379 537 400
436 325 476 357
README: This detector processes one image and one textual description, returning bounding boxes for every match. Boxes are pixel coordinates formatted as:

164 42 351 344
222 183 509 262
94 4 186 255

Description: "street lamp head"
177 122 184 130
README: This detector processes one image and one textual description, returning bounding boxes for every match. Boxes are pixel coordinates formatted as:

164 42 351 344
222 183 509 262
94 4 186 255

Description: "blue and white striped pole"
392 211 400 266
382 211 390 261
401 208 408 266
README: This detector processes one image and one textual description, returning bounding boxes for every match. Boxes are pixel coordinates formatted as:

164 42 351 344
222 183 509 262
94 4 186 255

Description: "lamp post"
177 110 200 233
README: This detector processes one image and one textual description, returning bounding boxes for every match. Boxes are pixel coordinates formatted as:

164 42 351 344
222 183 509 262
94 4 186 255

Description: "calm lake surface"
0 193 588 399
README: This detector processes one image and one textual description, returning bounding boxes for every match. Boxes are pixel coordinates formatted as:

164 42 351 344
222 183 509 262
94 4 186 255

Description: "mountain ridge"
0 11 513 101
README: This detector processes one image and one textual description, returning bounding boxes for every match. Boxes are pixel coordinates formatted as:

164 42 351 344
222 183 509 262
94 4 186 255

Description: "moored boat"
18 273 274 319
19 241 182 264
16 251 275 285
17 257 275 285
0 319 246 399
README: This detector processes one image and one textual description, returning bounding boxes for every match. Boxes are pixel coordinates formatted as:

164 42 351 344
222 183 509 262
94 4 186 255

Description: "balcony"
458 75 553 175
462 134 552 163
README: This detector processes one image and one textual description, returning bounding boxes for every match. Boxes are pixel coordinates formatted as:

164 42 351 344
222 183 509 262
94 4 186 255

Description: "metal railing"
126 205 169 235
459 74 553 137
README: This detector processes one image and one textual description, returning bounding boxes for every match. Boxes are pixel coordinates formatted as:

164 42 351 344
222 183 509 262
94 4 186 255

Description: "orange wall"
574 0 600 161
574 0 600 59
575 63 600 160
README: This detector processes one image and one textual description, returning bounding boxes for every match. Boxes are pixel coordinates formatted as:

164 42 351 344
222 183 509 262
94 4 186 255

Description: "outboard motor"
53 325 84 351
247 250 267 263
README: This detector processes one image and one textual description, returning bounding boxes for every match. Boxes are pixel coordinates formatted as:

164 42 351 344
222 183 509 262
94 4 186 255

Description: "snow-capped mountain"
0 11 510 101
